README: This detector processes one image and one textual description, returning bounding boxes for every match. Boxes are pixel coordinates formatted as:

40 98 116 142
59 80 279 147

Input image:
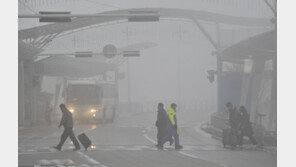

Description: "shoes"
72 148 80 151
169 138 174 146
175 145 183 150
53 146 61 151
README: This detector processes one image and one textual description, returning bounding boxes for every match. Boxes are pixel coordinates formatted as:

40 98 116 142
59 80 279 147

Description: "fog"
39 20 216 106
18 1 276 166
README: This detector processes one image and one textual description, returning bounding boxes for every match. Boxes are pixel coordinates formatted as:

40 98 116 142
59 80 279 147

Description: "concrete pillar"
23 60 38 126
18 61 25 126
240 74 251 106
250 59 265 124
269 57 277 131
53 77 63 113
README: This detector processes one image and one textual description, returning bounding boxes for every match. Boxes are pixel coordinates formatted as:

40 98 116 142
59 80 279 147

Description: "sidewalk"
199 121 277 154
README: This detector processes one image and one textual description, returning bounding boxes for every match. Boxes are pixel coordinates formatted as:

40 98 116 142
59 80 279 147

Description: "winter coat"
228 107 240 128
239 112 254 135
59 108 74 128
155 108 168 130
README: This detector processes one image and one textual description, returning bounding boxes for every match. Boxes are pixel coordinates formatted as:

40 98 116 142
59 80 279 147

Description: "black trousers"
57 127 80 149
157 127 166 145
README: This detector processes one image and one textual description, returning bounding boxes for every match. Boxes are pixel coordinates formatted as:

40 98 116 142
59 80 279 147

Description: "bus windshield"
66 84 101 105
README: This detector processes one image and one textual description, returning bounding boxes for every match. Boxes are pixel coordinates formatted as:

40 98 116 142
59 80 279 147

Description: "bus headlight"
90 109 97 113
69 108 75 113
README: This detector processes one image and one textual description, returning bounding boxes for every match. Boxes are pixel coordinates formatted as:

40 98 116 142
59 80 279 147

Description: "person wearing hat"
237 106 257 146
159 103 183 150
53 104 80 151
155 103 173 147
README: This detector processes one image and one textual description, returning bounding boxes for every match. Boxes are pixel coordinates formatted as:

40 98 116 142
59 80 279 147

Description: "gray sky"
19 0 273 103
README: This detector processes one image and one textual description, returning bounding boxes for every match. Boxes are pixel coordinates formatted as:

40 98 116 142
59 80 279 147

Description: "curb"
200 122 277 154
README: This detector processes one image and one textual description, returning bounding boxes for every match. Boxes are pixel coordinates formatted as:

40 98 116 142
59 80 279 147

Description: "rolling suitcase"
78 133 92 150
222 128 238 148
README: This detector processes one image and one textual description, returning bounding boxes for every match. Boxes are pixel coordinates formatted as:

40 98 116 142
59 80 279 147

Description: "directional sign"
75 51 93 58
123 51 140 57
39 11 71 22
128 10 160 22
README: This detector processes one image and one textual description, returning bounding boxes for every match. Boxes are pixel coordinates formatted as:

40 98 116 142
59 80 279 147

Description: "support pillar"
23 60 37 126
250 59 265 124
269 56 277 131
240 74 251 106
53 77 63 113
18 61 25 126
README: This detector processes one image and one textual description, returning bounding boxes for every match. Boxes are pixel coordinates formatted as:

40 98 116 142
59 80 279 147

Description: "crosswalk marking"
19 144 227 154
143 134 157 144
77 152 107 167
35 159 75 166
179 151 199 159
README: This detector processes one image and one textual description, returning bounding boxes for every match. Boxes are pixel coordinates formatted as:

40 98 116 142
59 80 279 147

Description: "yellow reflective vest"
167 108 176 126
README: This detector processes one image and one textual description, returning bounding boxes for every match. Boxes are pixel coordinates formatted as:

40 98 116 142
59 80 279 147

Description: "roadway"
19 110 276 167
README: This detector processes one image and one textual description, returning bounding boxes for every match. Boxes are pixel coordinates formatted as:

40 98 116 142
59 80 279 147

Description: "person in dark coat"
54 104 80 151
237 106 257 146
226 102 240 129
155 103 173 146
226 102 240 140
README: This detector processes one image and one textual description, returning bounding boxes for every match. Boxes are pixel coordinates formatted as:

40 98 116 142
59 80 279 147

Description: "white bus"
64 80 118 123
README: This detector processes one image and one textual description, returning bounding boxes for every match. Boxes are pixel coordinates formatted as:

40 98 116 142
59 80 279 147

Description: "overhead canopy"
35 56 117 78
18 41 43 61
19 8 273 40
34 42 157 77
19 8 273 78
219 30 275 61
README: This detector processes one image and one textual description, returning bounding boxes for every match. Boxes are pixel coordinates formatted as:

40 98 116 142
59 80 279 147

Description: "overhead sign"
128 16 159 22
123 51 140 57
103 44 117 59
75 51 93 58
128 10 159 22
39 11 71 23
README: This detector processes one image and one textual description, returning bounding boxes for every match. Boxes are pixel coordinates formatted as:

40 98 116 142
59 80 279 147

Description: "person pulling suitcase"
53 104 80 151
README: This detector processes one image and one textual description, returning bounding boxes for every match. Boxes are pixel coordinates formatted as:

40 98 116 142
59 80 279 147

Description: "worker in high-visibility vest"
159 103 183 150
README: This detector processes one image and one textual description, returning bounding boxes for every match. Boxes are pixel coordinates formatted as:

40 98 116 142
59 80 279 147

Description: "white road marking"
194 125 212 139
19 151 54 155
80 125 98 134
179 151 198 159
142 131 229 167
77 151 107 167
142 133 200 159
143 134 157 144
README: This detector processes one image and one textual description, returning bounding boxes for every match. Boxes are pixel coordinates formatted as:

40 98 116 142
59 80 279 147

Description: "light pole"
123 26 132 111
